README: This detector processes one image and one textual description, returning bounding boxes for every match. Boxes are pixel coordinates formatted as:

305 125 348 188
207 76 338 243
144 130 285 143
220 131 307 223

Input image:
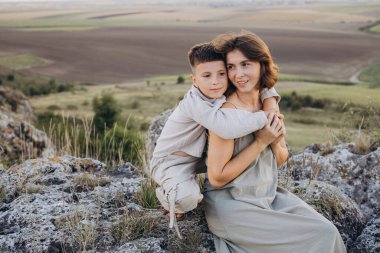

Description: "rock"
352 214 380 253
0 156 214 253
146 108 174 163
0 111 55 166
283 143 380 219
279 179 366 250
0 86 36 122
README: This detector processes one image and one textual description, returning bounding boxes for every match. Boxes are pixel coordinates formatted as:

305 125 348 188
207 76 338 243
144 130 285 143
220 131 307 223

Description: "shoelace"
167 185 183 239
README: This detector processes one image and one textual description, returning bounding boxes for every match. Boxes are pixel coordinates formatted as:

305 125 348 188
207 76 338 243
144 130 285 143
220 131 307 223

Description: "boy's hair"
211 30 279 90
187 42 224 70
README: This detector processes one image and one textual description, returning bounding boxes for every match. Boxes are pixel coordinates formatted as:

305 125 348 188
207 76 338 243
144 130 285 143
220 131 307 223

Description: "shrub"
129 100 140 109
92 93 121 132
66 104 78 110
291 100 302 111
302 95 312 107
47 105 61 111
176 75 185 84
312 99 325 109
279 91 327 111
6 73 14 81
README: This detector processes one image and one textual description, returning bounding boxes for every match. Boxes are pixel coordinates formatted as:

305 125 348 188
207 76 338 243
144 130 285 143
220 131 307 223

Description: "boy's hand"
271 117 286 145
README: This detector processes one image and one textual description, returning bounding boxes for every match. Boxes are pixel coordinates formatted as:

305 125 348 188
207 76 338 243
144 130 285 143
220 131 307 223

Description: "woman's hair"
211 31 279 91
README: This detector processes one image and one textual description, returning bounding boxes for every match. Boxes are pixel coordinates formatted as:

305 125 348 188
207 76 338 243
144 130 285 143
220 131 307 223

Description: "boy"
150 42 279 237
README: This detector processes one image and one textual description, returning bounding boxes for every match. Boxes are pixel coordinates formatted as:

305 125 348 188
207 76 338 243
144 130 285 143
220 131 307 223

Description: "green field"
359 62 380 87
0 54 52 69
28 71 380 153
0 18 181 32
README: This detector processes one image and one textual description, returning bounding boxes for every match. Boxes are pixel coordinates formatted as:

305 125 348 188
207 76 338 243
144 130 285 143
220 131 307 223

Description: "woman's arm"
270 119 289 167
261 97 288 167
207 113 281 188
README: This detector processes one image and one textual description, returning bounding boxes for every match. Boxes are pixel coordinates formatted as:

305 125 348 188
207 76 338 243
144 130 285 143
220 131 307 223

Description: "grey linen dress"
204 134 347 253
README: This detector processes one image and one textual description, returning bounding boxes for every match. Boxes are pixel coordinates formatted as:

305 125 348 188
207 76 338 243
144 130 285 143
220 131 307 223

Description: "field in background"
1 0 380 153
0 2 380 83
28 72 380 152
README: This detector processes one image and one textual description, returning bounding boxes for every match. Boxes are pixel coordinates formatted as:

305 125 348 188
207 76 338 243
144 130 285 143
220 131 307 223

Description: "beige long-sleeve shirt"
152 85 280 162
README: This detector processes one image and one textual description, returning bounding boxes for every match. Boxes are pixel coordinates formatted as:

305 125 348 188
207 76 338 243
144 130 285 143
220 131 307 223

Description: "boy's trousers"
150 154 203 221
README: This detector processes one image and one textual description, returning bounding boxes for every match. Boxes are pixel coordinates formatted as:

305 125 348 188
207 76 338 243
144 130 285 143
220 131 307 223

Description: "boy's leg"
156 175 203 215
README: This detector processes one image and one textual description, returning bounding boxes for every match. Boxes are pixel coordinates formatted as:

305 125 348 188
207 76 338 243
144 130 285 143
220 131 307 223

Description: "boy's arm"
261 87 280 112
180 93 267 140
262 97 279 113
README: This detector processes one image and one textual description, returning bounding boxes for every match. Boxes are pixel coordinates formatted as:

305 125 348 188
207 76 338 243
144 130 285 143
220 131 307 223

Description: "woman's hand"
255 112 283 148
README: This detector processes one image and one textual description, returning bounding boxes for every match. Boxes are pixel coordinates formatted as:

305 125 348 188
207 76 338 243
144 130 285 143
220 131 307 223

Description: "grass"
277 81 380 107
0 18 187 32
27 71 380 154
135 178 161 209
358 62 380 88
315 3 380 14
36 113 146 168
0 54 52 70
359 20 380 34
0 188 6 202
73 173 111 192
64 209 98 252
111 211 160 244
279 74 354 86
167 225 203 253
370 23 380 33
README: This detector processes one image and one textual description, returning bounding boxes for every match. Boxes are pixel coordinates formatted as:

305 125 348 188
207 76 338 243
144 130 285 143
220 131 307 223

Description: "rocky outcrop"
279 179 366 249
0 156 214 253
283 143 380 220
0 155 373 252
146 109 173 163
0 111 54 167
352 214 380 253
0 86 36 122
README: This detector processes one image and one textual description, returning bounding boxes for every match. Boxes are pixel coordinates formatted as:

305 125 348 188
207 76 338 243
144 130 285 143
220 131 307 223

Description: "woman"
203 31 347 253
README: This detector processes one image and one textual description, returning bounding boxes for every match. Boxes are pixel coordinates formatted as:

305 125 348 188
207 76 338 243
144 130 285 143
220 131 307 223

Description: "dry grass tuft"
0 188 6 202
25 183 44 194
320 140 335 156
168 225 203 253
63 209 98 252
135 178 160 209
73 172 110 191
111 211 160 244
354 133 372 154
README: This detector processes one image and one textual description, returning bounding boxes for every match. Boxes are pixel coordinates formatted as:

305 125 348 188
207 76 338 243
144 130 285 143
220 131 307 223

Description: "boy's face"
191 61 228 99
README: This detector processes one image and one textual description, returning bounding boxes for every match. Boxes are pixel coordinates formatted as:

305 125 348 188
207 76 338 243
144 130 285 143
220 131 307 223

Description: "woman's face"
226 49 261 93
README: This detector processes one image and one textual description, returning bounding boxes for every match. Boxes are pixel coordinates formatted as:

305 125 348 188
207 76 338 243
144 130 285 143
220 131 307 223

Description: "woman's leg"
204 189 346 253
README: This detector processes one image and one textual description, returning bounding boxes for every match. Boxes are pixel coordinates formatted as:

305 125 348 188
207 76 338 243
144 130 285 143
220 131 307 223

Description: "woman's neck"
234 89 261 111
